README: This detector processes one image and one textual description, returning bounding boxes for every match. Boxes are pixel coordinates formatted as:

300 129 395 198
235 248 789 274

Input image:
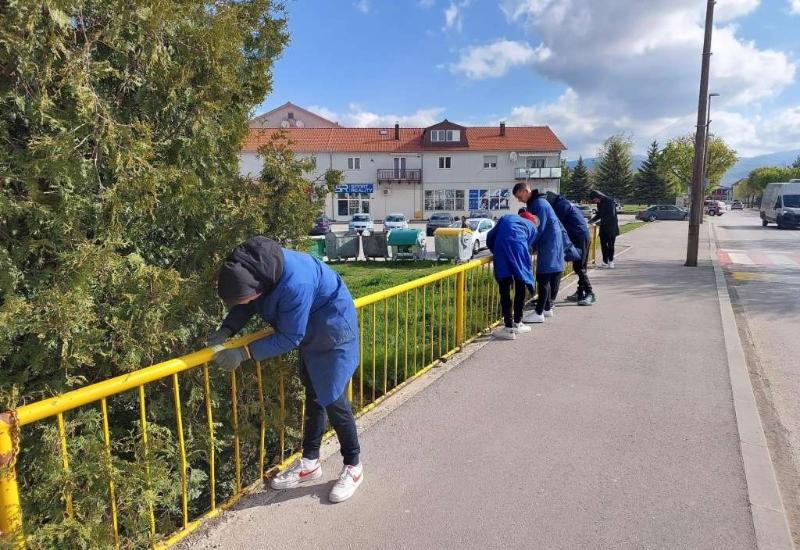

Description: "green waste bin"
309 236 327 259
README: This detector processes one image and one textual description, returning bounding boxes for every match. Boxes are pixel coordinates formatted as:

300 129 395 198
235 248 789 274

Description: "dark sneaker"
578 293 597 306
565 292 581 302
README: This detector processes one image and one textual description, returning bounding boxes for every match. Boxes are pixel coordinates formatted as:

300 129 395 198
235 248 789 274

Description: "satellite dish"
295 120 305 128
280 120 290 128
509 151 518 162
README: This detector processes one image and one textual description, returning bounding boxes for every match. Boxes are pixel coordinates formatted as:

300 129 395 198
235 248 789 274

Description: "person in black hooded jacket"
589 190 620 268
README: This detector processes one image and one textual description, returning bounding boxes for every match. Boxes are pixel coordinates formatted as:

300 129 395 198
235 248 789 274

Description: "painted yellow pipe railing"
0 225 599 549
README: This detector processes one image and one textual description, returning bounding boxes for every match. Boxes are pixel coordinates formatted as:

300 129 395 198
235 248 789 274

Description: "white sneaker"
522 311 545 323
513 323 531 334
609 261 615 269
270 457 322 490
598 262 609 268
543 308 554 318
494 326 516 340
329 464 363 503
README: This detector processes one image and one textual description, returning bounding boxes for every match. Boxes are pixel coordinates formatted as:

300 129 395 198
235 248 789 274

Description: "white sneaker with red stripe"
329 463 363 503
270 457 322 490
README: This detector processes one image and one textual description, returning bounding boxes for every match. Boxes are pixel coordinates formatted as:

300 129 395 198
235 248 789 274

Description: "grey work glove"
207 326 233 347
213 347 247 372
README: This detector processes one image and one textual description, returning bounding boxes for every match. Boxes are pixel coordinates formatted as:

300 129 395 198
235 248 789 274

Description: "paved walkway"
187 221 760 549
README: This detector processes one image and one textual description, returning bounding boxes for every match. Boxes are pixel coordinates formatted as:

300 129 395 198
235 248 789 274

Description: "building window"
424 189 465 211
347 157 361 170
431 129 460 142
337 192 370 216
483 155 498 169
525 157 546 168
438 156 452 169
288 112 294 119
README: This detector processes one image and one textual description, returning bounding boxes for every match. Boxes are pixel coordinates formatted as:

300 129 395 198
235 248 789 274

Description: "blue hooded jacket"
486 215 537 285
547 192 590 245
526 195 566 274
221 249 359 407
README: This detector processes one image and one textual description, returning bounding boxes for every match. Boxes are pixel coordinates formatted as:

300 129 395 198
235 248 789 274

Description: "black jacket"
588 190 620 236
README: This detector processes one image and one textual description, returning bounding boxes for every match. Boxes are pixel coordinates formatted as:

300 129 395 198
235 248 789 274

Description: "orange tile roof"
242 126 566 153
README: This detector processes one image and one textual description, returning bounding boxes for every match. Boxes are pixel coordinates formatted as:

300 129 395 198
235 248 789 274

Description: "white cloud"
353 0 369 14
485 0 796 156
450 40 551 79
790 0 800 13
306 104 446 127
443 1 470 31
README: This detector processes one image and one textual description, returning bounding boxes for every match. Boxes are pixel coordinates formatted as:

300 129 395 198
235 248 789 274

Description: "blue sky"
258 0 800 159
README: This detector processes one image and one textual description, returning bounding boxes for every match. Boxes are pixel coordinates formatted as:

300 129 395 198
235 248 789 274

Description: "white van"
760 180 800 228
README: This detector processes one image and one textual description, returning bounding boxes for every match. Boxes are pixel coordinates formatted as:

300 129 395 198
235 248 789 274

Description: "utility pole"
686 0 716 267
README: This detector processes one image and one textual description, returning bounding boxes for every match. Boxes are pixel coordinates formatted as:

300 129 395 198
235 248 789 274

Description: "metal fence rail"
0 226 598 549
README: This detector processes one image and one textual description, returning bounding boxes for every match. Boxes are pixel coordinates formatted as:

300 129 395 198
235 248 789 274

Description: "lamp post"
686 0 716 267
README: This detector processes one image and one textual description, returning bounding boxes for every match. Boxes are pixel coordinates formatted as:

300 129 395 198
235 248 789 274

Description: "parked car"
760 180 800 228
705 200 727 216
348 213 374 234
572 203 596 220
463 218 495 256
383 213 409 230
426 213 456 236
636 205 689 222
310 215 332 235
614 200 624 214
469 209 491 220
731 200 744 210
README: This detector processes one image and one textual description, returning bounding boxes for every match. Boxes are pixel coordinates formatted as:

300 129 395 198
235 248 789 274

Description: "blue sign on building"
335 183 374 194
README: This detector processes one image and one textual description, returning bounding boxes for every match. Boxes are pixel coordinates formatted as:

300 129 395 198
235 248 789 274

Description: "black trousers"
573 235 593 297
498 277 528 328
300 363 360 466
599 228 617 263
535 272 562 315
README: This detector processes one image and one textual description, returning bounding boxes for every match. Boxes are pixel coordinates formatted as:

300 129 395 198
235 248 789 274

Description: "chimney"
500 121 506 136
394 123 400 141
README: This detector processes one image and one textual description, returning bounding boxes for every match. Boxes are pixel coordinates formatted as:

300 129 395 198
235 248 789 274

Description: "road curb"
709 222 795 549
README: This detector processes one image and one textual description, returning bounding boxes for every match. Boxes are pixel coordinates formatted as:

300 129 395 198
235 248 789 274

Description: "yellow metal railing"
0 228 599 549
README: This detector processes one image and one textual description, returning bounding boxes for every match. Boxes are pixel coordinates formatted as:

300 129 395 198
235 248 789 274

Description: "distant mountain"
566 150 800 187
718 150 800 187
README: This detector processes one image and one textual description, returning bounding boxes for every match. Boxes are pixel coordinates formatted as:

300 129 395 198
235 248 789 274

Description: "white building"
249 102 339 129
240 119 566 221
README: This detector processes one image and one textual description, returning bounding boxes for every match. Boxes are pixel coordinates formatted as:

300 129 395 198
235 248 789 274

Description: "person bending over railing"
207 236 363 504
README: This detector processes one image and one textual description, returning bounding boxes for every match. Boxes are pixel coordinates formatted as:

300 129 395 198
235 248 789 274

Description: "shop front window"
424 189 465 211
337 192 371 217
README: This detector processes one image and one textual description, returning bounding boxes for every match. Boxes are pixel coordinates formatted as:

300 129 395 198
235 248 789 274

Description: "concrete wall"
239 150 561 221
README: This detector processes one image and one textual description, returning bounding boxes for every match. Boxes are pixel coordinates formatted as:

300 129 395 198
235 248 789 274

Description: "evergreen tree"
593 134 634 201
559 159 574 198
570 156 592 202
792 155 800 169
634 141 672 205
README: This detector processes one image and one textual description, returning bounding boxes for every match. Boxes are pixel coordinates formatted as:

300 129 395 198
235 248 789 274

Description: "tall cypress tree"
570 157 591 202
559 159 574 198
634 141 671 205
593 134 634 200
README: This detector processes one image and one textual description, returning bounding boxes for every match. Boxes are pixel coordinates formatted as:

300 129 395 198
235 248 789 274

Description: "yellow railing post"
0 412 23 547
455 271 466 346
591 224 599 264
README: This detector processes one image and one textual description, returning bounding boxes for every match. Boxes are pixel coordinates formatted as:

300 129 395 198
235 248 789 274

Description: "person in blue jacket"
486 215 538 340
545 192 597 306
513 183 565 323
207 236 363 504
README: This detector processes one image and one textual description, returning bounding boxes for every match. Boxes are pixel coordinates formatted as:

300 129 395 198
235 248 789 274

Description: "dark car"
636 205 688 222
426 213 456 236
310 215 332 235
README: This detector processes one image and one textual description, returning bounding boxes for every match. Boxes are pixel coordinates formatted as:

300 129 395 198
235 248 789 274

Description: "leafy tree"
0 2 345 546
792 155 800 169
570 156 592 202
660 134 738 194
592 134 634 200
739 166 800 201
559 159 573 198
633 141 672 205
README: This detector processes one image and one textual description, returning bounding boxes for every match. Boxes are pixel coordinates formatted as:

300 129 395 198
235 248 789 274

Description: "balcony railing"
515 167 563 179
377 169 422 183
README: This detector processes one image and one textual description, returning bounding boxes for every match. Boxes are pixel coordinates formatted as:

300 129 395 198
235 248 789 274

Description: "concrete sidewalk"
186 222 761 549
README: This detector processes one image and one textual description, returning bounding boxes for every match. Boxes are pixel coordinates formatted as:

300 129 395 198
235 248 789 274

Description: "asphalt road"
711 209 800 544
185 219 756 549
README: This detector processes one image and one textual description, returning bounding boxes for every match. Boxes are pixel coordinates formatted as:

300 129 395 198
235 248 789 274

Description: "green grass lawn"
620 221 646 234
621 204 647 215
331 260 454 298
